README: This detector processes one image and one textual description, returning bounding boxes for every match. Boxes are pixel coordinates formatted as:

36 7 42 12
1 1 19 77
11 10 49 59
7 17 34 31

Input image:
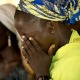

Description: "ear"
48 44 56 56
48 39 61 56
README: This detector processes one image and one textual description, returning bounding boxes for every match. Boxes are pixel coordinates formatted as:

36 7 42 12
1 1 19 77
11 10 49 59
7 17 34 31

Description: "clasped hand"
21 35 53 78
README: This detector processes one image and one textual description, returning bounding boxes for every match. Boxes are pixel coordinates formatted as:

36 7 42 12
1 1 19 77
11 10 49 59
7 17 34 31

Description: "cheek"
34 32 60 53
34 33 55 52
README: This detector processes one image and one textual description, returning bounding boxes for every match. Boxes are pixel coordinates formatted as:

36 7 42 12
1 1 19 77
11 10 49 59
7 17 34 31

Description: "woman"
15 11 80 80
15 0 80 80
1 0 80 80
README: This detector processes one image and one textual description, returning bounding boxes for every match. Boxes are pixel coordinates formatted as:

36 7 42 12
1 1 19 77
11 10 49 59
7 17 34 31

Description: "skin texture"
15 11 72 54
0 9 79 80
0 5 80 79
15 11 72 79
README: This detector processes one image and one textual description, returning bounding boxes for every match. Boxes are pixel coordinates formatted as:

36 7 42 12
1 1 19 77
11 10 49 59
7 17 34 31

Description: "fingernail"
22 46 24 49
21 39 24 42
29 37 33 41
21 35 26 41
22 35 25 39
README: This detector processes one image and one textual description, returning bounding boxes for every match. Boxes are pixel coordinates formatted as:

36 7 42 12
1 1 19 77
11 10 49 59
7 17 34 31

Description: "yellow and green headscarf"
17 0 80 24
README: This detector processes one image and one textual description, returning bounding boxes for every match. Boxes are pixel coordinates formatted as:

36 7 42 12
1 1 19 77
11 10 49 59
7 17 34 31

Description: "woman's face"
15 12 60 54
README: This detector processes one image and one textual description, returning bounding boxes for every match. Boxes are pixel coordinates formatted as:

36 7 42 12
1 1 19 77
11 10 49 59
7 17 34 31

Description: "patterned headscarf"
17 0 80 24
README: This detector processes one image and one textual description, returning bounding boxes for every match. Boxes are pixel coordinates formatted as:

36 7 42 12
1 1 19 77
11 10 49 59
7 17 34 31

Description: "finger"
21 39 35 74
21 35 35 57
48 44 56 56
22 35 38 57
22 60 34 75
21 38 31 58
22 55 34 75
21 47 34 74
23 39 34 58
29 37 43 53
21 46 30 60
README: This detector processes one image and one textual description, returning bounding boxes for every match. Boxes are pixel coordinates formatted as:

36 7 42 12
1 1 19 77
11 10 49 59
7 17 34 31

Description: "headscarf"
17 0 80 24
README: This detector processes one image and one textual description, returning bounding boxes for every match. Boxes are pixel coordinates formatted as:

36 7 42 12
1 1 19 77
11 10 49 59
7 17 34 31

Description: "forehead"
15 11 51 34
15 11 49 26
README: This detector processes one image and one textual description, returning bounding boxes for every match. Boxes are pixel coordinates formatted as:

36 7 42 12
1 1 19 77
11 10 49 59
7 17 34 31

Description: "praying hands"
21 35 54 79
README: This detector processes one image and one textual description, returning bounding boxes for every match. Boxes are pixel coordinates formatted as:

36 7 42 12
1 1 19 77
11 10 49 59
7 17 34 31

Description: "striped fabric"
17 0 80 24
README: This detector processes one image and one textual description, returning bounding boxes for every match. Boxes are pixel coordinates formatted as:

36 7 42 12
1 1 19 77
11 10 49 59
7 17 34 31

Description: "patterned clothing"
17 0 80 24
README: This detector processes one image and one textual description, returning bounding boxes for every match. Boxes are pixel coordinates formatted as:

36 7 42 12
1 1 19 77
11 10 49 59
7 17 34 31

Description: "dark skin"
0 22 21 79
0 8 80 79
15 11 72 54
15 11 73 79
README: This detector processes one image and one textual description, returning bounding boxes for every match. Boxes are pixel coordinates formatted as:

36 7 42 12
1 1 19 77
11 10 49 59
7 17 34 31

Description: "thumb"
48 44 56 56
